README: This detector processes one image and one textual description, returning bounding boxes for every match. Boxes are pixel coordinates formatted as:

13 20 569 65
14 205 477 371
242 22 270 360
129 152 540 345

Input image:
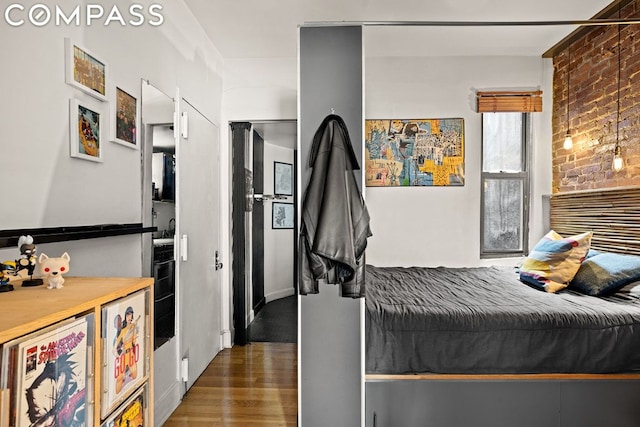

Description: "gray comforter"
365 265 640 374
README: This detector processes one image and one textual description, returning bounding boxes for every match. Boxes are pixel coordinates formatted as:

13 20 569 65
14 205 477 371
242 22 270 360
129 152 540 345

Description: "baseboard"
265 287 296 303
221 329 232 348
253 297 266 314
154 381 182 427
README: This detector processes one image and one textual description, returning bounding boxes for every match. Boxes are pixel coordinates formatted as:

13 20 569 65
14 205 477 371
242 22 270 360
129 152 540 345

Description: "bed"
366 264 640 375
364 187 640 427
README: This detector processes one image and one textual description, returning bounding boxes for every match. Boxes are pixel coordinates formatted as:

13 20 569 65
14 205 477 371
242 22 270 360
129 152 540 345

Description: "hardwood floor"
163 342 298 426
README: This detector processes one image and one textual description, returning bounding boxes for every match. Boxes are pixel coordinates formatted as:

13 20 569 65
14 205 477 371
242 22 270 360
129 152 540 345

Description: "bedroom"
291 0 640 425
1 0 640 426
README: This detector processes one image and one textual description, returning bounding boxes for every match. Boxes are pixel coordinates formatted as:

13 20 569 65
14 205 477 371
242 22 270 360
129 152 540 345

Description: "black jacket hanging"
299 114 372 298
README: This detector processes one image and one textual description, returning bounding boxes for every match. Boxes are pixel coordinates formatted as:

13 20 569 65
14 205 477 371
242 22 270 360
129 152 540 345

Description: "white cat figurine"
39 252 70 289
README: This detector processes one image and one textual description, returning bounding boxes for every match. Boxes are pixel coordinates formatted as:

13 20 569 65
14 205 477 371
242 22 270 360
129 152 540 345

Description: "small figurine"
0 262 16 292
39 252 70 290
15 235 44 287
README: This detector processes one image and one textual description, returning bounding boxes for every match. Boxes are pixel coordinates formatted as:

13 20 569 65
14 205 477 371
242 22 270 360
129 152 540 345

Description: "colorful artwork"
365 118 465 187
65 38 108 102
102 290 147 418
73 45 106 97
114 87 138 146
101 385 147 427
78 103 101 158
15 316 91 427
69 97 105 162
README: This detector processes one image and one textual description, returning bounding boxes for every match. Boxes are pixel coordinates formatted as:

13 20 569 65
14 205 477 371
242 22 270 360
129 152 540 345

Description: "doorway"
141 80 181 424
142 81 223 425
230 120 297 345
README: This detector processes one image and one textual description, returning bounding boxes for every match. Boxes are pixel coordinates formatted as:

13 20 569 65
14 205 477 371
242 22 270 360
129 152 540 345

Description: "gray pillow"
570 252 640 296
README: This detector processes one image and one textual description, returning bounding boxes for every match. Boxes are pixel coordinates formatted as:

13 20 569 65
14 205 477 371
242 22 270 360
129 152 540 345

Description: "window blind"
476 90 543 113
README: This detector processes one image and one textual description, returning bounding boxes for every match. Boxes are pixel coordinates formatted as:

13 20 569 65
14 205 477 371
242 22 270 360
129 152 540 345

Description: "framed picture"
364 118 465 187
69 97 106 162
65 38 108 102
272 202 294 229
101 289 149 418
274 161 293 196
101 384 149 427
111 85 140 149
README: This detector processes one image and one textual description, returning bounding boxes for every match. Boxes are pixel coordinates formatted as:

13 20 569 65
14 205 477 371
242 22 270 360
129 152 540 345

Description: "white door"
177 99 222 390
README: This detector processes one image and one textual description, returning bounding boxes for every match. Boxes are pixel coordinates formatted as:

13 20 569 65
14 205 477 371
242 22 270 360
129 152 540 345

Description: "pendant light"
563 50 573 150
613 12 624 172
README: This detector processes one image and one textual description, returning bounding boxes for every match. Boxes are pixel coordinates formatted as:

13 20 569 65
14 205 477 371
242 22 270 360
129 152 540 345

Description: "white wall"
220 54 554 273
263 142 295 302
0 0 223 275
364 55 553 268
0 2 224 425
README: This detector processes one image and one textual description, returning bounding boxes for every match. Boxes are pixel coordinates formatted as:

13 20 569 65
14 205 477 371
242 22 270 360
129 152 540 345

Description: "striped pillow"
520 230 592 293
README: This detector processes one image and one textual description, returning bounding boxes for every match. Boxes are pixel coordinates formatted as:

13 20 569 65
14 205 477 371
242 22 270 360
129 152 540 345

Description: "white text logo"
4 4 164 27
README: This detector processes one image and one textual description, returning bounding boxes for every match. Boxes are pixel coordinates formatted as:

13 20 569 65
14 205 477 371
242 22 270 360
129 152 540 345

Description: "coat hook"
330 107 335 114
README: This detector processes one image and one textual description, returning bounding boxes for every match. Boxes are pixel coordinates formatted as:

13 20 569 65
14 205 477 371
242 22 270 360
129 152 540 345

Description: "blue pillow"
584 249 602 259
570 252 640 296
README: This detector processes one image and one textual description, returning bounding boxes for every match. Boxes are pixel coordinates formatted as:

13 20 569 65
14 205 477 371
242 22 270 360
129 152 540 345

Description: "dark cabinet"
153 244 175 349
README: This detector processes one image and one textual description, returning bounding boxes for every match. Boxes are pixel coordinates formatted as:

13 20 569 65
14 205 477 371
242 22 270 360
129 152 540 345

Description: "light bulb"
613 145 623 172
563 131 573 150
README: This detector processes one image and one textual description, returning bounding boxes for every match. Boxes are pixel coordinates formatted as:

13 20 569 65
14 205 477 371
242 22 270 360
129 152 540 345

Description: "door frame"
231 122 251 345
230 120 298 346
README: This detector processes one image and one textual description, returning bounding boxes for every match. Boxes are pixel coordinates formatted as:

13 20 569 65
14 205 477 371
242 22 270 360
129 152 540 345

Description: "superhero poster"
100 385 146 427
101 290 147 418
14 316 91 427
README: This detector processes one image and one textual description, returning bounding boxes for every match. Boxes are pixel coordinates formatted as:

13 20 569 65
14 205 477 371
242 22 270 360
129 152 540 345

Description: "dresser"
0 276 153 427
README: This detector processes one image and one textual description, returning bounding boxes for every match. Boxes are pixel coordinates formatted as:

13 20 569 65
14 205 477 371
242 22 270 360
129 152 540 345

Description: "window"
481 112 530 258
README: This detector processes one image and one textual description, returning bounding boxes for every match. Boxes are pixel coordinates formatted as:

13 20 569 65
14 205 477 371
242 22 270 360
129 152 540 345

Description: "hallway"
248 295 297 343
164 342 297 426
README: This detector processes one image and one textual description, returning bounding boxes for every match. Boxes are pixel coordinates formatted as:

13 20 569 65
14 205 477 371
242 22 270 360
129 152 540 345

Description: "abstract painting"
365 118 465 187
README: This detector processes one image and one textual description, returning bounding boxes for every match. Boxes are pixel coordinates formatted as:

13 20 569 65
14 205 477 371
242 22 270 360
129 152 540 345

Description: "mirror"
141 80 176 349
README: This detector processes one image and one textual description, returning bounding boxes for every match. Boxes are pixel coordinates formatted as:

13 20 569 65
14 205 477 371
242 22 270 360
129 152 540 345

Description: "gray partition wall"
299 25 364 426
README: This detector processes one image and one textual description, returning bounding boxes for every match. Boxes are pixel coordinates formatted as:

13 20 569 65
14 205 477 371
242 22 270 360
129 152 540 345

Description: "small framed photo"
69 97 105 162
65 38 108 102
274 161 293 196
111 85 140 149
272 202 294 229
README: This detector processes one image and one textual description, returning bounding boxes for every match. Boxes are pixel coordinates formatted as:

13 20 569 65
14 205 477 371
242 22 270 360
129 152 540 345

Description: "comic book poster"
100 385 146 427
14 316 91 427
101 291 147 418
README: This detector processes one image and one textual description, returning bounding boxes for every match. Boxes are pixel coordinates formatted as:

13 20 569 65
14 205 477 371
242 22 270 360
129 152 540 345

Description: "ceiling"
184 0 614 59
252 121 297 149
184 0 614 149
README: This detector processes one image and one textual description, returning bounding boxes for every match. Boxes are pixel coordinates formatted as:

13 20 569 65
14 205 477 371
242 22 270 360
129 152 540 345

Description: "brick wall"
552 1 640 193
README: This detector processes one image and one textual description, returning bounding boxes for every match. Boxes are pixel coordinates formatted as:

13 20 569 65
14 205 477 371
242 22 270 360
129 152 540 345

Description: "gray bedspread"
365 265 640 374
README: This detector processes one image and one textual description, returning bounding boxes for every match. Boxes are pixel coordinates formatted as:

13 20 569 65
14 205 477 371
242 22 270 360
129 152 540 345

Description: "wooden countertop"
0 276 153 343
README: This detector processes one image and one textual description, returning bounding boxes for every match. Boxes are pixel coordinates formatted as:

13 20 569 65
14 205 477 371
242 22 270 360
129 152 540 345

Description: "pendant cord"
566 50 571 133
616 6 621 147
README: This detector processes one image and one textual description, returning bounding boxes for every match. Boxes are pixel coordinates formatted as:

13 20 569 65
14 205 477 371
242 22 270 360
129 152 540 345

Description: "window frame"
480 112 531 259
